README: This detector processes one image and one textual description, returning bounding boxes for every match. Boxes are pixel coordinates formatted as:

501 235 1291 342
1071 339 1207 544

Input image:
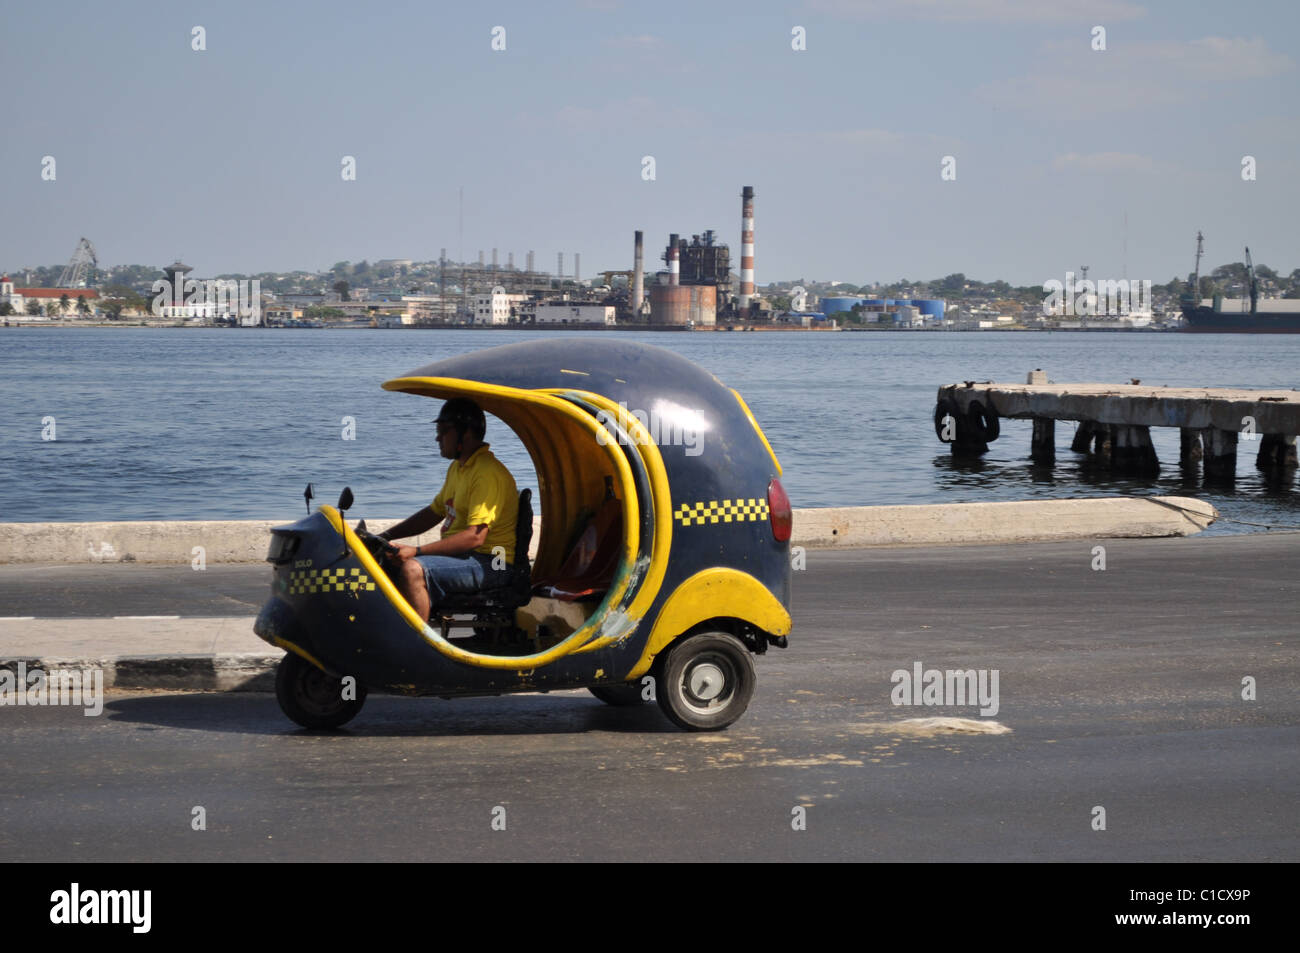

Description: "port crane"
1243 246 1258 314
57 238 98 288
1187 230 1204 306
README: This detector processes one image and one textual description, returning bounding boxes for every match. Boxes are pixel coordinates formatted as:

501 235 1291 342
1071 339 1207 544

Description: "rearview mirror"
338 487 354 513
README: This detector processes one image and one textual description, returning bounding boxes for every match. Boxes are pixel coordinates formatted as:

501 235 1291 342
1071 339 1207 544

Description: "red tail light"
767 478 792 542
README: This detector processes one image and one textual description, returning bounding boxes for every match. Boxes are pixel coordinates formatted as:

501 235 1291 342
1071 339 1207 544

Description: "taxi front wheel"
656 632 755 731
275 652 367 729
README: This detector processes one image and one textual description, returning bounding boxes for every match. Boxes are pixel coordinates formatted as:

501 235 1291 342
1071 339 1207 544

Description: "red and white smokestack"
739 186 755 314
632 230 644 312
668 233 680 286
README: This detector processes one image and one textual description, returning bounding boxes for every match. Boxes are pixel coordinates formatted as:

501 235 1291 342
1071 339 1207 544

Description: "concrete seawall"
0 497 1218 564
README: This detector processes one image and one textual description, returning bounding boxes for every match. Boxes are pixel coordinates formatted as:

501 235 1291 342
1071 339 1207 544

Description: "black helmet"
434 398 486 440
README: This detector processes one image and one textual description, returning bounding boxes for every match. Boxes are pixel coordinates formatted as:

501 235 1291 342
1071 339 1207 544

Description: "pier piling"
952 420 988 456
1031 418 1055 465
1256 433 1299 470
1179 429 1203 467
1071 420 1111 460
1201 428 1238 480
1111 425 1160 475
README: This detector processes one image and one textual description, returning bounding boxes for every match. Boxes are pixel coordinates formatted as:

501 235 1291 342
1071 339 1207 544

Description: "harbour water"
2 328 1298 534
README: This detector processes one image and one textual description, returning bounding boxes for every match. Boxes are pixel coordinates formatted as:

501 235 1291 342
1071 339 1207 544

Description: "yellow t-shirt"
430 445 518 564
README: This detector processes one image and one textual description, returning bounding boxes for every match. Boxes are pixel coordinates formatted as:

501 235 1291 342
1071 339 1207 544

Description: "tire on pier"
934 397 959 443
967 400 999 442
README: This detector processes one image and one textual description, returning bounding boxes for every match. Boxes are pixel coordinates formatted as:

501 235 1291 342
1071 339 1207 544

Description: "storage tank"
820 296 864 315
650 284 692 325
689 285 716 326
912 298 946 318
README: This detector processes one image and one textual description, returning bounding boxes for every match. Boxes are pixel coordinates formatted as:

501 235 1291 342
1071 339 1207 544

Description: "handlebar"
354 526 399 558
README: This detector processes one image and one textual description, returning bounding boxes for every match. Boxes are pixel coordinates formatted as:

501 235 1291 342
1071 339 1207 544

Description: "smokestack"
668 233 680 287
491 248 498 270
478 250 485 267
557 251 564 278
632 230 644 315
527 250 534 273
507 251 514 270
574 252 580 283
739 186 755 314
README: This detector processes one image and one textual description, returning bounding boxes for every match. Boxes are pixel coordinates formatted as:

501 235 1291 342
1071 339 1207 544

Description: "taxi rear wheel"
656 632 755 731
275 652 367 729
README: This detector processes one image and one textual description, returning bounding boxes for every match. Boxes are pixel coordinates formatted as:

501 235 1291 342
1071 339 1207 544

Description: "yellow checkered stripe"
674 498 769 527
287 566 377 595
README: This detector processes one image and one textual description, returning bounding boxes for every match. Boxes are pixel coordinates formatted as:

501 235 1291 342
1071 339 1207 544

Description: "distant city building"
474 290 528 325
400 294 453 324
282 293 327 308
1 275 98 317
535 302 615 326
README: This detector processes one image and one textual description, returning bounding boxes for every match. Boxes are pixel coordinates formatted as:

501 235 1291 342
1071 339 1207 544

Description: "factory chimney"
738 186 755 315
557 252 564 278
575 252 580 283
527 250 534 273
632 231 644 315
668 233 680 286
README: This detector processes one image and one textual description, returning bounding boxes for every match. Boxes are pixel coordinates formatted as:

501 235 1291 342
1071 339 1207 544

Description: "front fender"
254 596 329 672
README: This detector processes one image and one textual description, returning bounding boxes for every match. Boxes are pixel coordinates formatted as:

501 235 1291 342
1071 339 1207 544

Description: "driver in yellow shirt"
381 399 518 619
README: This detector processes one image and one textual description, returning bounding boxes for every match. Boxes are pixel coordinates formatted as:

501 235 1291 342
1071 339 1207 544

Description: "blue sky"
3 0 1296 286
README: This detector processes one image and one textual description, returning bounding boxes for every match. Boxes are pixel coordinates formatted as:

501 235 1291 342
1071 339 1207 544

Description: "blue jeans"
416 551 508 604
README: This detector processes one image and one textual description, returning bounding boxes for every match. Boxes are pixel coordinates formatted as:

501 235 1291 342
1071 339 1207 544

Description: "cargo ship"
1180 232 1300 332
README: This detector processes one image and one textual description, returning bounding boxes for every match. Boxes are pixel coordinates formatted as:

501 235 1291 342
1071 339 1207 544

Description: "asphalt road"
1 533 1297 861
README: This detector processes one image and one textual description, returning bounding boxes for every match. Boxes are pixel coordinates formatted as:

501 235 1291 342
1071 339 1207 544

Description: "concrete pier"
938 376 1300 480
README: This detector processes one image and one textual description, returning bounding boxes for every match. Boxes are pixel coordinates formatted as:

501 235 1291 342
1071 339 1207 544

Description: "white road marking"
112 615 182 620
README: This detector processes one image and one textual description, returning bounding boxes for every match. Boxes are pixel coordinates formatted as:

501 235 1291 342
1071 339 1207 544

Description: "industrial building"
534 302 615 326
645 186 756 327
